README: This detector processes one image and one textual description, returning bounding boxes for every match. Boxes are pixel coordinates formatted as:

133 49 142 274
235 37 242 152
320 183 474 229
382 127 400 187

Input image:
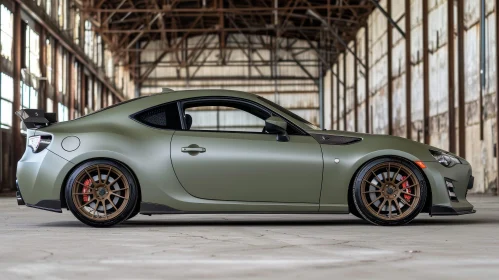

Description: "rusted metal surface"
69 54 75 119
78 0 374 86
53 41 59 114
336 62 340 130
343 52 347 130
404 0 411 140
457 0 466 158
365 22 369 134
422 0 430 144
353 39 358 132
12 2 22 177
386 0 393 135
448 0 456 153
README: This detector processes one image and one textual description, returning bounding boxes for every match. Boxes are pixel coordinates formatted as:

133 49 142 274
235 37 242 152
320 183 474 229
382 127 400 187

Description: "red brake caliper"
82 179 92 202
401 176 412 202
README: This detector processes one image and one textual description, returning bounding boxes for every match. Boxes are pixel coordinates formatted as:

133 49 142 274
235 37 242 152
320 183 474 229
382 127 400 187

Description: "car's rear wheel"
65 160 138 227
352 158 427 226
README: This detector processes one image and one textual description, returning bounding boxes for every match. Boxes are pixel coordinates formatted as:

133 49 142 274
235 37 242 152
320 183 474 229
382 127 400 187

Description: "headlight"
28 135 51 153
430 150 461 167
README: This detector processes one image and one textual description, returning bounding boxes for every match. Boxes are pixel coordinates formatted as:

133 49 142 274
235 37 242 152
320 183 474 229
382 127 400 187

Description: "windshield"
257 96 321 130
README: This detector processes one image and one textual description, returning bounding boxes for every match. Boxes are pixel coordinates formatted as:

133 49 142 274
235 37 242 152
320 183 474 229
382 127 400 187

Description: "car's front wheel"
65 160 139 227
352 157 427 226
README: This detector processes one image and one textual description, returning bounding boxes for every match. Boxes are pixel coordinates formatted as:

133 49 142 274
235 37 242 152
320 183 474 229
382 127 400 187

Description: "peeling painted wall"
334 0 498 194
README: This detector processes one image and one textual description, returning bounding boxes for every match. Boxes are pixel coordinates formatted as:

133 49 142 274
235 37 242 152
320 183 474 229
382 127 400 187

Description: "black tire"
352 157 427 226
126 205 140 220
65 159 139 227
350 207 365 220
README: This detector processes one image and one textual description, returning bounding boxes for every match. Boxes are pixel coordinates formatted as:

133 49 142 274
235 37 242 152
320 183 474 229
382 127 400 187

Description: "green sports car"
16 89 475 227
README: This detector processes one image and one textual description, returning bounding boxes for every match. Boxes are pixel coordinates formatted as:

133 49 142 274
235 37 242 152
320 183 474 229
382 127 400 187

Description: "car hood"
305 129 468 164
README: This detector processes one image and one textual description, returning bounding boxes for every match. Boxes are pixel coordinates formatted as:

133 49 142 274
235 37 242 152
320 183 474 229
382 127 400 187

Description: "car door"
170 98 323 204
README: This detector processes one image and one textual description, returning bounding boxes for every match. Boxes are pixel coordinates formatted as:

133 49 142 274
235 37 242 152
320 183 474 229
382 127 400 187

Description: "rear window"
132 102 182 129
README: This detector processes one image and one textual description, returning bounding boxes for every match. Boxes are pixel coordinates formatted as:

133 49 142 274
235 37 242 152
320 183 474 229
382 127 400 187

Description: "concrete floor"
0 196 498 280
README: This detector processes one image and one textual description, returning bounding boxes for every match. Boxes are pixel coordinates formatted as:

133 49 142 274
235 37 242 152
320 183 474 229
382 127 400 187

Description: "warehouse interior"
2 0 498 195
1 0 499 279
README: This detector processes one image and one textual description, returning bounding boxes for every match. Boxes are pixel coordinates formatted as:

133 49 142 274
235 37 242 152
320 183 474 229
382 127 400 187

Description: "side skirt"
139 202 346 215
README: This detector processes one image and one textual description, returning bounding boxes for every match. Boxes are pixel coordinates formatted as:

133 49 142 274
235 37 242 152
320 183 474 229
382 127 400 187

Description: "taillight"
28 135 52 153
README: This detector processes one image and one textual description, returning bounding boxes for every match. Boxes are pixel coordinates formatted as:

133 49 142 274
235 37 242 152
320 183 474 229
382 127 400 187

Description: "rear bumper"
16 180 25 206
17 178 62 212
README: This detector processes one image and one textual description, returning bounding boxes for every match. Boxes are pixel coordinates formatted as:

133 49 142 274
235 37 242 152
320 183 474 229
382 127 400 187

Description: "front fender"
318 139 435 212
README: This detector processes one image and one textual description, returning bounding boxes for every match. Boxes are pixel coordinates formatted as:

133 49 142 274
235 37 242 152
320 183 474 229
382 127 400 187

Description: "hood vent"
310 134 362 145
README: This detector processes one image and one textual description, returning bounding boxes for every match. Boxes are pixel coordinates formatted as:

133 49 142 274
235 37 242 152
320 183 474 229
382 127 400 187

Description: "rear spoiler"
15 109 57 129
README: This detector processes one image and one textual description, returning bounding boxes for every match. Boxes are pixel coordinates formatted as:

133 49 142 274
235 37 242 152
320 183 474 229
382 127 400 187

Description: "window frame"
129 100 182 131
178 97 308 136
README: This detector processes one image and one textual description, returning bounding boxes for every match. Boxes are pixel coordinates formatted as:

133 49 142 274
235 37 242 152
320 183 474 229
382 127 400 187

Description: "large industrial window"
57 0 67 30
46 38 53 84
45 0 51 18
94 82 101 111
0 74 14 128
95 35 102 66
46 98 53 113
20 24 40 112
0 5 13 129
84 20 93 59
24 24 41 77
74 9 80 45
58 102 68 122
0 4 13 60
21 81 38 110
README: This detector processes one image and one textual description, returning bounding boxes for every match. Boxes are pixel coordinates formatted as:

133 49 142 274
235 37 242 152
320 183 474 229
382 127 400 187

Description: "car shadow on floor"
37 215 499 228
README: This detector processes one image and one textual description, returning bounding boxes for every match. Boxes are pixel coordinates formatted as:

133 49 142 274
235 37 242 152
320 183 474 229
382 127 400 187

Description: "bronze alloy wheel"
71 164 131 221
352 157 428 226
360 162 421 221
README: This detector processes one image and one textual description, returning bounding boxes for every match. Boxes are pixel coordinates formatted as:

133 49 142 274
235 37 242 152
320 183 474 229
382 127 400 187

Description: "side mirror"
265 116 289 142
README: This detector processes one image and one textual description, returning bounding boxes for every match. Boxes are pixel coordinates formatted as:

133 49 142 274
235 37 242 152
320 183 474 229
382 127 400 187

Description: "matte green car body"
16 90 475 216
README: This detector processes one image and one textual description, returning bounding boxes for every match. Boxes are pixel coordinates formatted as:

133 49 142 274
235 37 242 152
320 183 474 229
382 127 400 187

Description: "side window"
133 102 182 129
184 101 270 133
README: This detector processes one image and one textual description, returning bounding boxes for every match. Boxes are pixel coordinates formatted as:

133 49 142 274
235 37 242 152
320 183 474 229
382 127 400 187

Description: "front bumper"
430 205 476 216
423 162 475 216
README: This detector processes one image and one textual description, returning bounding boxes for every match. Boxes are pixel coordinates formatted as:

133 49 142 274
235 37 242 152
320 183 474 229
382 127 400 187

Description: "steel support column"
422 0 430 144
319 58 325 129
53 41 59 114
354 40 358 132
448 0 456 153
80 68 86 116
336 62 340 130
457 0 466 157
405 0 412 140
12 1 22 174
479 0 485 140
39 28 48 111
68 55 75 119
387 0 393 135
330 64 334 129
365 24 370 134
343 53 347 130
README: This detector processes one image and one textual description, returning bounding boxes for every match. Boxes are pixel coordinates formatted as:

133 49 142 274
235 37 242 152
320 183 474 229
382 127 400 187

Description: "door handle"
181 147 206 153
